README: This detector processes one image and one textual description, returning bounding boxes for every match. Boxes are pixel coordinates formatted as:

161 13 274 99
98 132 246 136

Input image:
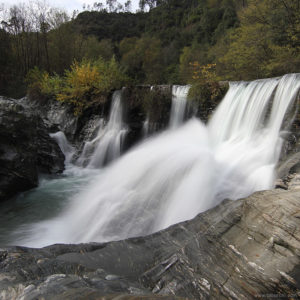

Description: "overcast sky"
0 0 140 13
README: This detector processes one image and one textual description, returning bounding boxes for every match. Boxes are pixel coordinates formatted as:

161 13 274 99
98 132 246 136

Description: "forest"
0 0 299 100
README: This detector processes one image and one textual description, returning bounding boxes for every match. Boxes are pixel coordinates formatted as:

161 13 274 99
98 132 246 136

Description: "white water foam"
169 85 190 128
77 90 127 168
50 131 75 164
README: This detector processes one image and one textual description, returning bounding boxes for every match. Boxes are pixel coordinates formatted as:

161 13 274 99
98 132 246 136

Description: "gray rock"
275 179 288 190
0 97 65 202
0 188 299 299
27 97 79 140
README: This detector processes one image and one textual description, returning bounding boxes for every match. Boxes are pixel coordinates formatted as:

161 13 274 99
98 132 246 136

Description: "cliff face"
0 184 299 299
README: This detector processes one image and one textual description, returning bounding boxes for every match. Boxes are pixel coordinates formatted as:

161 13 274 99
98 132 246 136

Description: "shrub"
27 57 129 115
26 67 63 101
40 73 63 97
26 67 47 100
188 63 227 105
56 57 129 115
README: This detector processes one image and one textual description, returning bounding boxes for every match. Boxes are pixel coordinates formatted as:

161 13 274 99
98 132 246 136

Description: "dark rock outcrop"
0 187 299 299
122 85 172 150
0 97 65 202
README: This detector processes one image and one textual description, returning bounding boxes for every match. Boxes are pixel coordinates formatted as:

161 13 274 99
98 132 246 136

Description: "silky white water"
77 90 127 168
7 74 300 247
169 85 190 128
50 131 75 164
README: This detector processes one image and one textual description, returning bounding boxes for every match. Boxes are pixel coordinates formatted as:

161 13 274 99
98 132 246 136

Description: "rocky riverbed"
0 181 299 299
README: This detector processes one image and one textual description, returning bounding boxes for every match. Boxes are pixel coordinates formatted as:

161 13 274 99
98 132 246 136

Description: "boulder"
0 187 299 299
0 97 65 202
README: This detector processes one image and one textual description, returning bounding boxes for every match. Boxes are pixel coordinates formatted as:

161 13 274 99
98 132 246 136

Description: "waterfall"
77 90 127 168
50 131 75 164
143 115 150 137
169 85 190 128
15 74 300 247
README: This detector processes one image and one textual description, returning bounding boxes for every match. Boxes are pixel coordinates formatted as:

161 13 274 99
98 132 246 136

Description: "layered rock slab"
0 187 299 299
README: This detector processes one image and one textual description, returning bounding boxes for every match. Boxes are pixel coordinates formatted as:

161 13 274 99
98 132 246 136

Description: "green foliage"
120 36 164 84
26 67 48 100
215 0 300 80
2 0 299 99
26 57 128 115
56 57 128 115
74 11 146 42
188 63 227 105
179 44 209 83
26 67 63 100
73 0 240 84
84 37 114 61
41 73 63 96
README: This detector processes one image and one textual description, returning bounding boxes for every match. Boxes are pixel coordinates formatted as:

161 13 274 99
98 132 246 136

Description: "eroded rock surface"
0 188 299 299
0 97 65 202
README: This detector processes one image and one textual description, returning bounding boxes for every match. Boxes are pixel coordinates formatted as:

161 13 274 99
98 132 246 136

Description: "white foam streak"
78 90 127 168
169 85 190 128
50 131 75 164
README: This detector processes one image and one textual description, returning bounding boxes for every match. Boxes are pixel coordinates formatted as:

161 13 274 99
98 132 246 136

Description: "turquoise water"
0 167 98 246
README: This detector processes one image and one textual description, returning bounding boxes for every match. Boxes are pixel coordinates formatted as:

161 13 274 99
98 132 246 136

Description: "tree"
139 0 157 11
47 8 69 29
93 2 105 11
106 0 117 12
84 37 114 60
120 36 164 83
217 0 300 79
179 44 209 83
55 57 128 114
124 0 132 12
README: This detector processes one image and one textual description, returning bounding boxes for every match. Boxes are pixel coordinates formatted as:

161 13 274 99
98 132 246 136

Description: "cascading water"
50 131 75 164
77 90 127 168
0 74 297 247
169 85 190 128
11 73 299 247
143 115 150 137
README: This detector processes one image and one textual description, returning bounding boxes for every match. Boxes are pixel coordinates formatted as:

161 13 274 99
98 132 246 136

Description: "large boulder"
0 186 299 299
0 97 65 202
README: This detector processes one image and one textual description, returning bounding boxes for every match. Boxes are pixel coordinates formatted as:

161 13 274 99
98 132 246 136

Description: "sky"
0 0 140 14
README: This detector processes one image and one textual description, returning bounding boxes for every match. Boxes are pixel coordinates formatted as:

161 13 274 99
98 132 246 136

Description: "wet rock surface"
0 187 299 299
26 97 79 141
0 97 65 202
24 84 225 156
122 85 173 150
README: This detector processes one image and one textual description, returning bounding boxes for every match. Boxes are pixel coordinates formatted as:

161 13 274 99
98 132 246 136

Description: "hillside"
0 0 299 98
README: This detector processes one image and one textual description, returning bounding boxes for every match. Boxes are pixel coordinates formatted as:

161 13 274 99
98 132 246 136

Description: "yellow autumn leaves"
26 57 129 115
188 62 226 104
